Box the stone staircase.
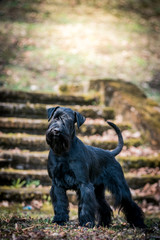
[0,87,159,207]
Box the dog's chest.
[53,161,77,189]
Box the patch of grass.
[26,180,40,188]
[12,179,26,188]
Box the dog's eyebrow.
[54,111,67,119]
[53,111,62,118]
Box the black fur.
[46,106,145,228]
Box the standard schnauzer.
[46,106,145,228]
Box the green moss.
[90,79,146,100]
[0,117,132,137]
[0,133,48,151]
[0,102,115,119]
[59,83,84,94]
[73,106,115,120]
[125,138,144,147]
[118,155,160,169]
[81,138,143,150]
[136,104,160,146]
[146,98,159,107]
[79,122,131,135]
[0,132,143,151]
[90,79,160,147]
[0,88,99,105]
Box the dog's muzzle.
[46,127,70,155]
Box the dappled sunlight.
[0,0,160,93]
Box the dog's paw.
[52,219,66,226]
[80,221,95,228]
[131,222,147,229]
[52,214,69,226]
[97,222,111,228]
[97,218,112,228]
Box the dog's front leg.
[77,183,97,228]
[50,184,69,225]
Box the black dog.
[46,106,145,228]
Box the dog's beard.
[47,133,70,155]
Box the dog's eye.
[60,116,65,125]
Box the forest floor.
[0,201,160,240]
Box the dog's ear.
[47,106,59,121]
[75,111,86,128]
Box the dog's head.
[46,106,85,155]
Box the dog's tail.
[107,121,124,157]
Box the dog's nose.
[53,128,60,135]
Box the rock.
[90,79,160,148]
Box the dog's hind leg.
[95,184,113,227]
[119,197,145,228]
[103,163,146,228]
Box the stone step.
[0,150,48,170]
[0,169,51,186]
[118,155,160,169]
[0,186,51,202]
[0,103,115,119]
[0,168,159,189]
[0,133,143,151]
[1,150,159,170]
[0,186,158,204]
[0,157,12,168]
[0,117,131,135]
[0,89,98,105]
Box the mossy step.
[0,186,77,204]
[0,169,50,186]
[0,103,115,120]
[0,168,159,189]
[0,158,12,168]
[125,173,160,189]
[0,187,158,204]
[0,186,50,202]
[0,117,131,135]
[0,133,143,151]
[118,155,160,169]
[1,150,159,170]
[0,151,48,170]
[0,89,99,105]
[80,137,143,150]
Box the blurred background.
[0,0,160,101]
